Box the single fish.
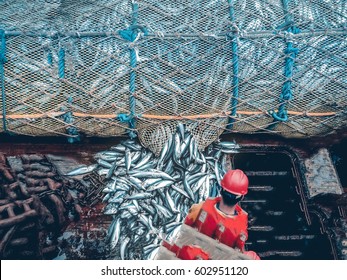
[177,122,185,140]
[66,164,97,176]
[110,218,121,250]
[183,172,196,200]
[97,159,113,169]
[125,192,153,200]
[110,145,126,152]
[133,153,152,169]
[171,184,190,199]
[151,201,172,219]
[216,141,240,150]
[147,180,173,192]
[120,237,130,260]
[157,140,170,167]
[128,170,174,181]
[106,160,118,179]
[125,148,131,173]
[138,201,156,216]
[165,189,179,213]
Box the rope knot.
[117,113,137,139]
[62,111,80,143]
[283,31,294,43]
[231,23,240,33]
[119,25,148,42]
[270,110,289,122]
[284,45,299,55]
[227,29,239,39]
[289,26,301,35]
[117,113,133,123]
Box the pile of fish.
[68,124,240,259]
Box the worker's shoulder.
[188,197,218,212]
[188,201,204,211]
[236,205,248,216]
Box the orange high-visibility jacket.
[184,197,248,251]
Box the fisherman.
[184,169,260,260]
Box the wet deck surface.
[54,204,112,260]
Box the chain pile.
[0,153,83,259]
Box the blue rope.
[58,47,65,79]
[119,25,147,42]
[129,48,137,137]
[63,97,80,143]
[117,113,132,123]
[270,0,300,122]
[118,2,148,139]
[59,47,79,143]
[47,51,53,66]
[226,0,239,130]
[0,29,8,133]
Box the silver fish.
[106,160,119,179]
[165,189,179,213]
[157,140,170,167]
[120,237,130,260]
[183,172,195,200]
[146,247,160,260]
[129,170,174,181]
[138,201,156,216]
[111,145,126,152]
[171,184,190,199]
[125,148,131,173]
[177,122,185,140]
[104,203,119,215]
[110,218,121,250]
[174,133,182,159]
[138,214,152,229]
[97,168,109,176]
[109,190,126,202]
[96,125,240,260]
[97,159,113,169]
[151,201,172,219]
[102,193,112,203]
[66,164,97,176]
[133,153,153,169]
[147,180,173,192]
[125,192,153,200]
[128,176,145,191]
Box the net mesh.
[0,0,346,151]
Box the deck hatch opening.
[233,150,335,260]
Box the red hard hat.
[220,169,248,196]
